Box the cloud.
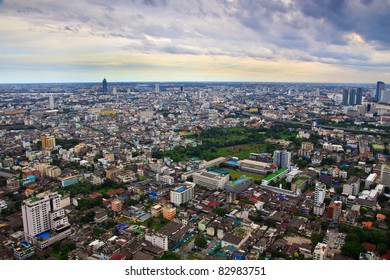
[0,0,389,83]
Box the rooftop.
[263,168,288,181]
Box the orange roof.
[25,189,34,193]
[376,214,386,220]
[362,221,373,228]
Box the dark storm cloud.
[295,0,390,46]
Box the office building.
[102,78,108,92]
[155,84,160,93]
[342,176,360,196]
[365,173,377,189]
[49,95,54,109]
[22,192,71,249]
[342,88,363,106]
[376,81,385,102]
[170,182,195,206]
[41,134,56,149]
[273,150,291,168]
[193,170,229,190]
[380,89,390,103]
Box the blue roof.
[176,187,186,192]
[149,193,157,197]
[36,231,51,239]
[27,175,36,180]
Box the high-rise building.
[170,182,195,206]
[376,81,385,102]
[314,182,326,205]
[380,89,390,103]
[155,84,160,93]
[180,85,184,92]
[273,150,291,168]
[49,95,54,109]
[41,134,56,149]
[342,89,363,106]
[22,192,71,249]
[102,78,108,92]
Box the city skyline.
[1,0,390,83]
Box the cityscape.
[0,80,389,260]
[0,0,390,262]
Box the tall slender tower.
[102,78,108,92]
[49,95,54,109]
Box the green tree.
[194,234,208,249]
[377,243,388,255]
[215,207,227,217]
[159,252,181,260]
[341,242,366,259]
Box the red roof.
[109,254,126,260]
[208,201,219,207]
[89,192,103,199]
[249,196,259,203]
[362,242,376,252]
[381,250,390,260]
[107,188,123,196]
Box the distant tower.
[49,95,54,109]
[180,85,184,92]
[376,81,385,102]
[155,84,160,93]
[102,78,108,92]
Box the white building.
[313,242,328,260]
[0,200,7,212]
[156,174,174,185]
[314,182,326,205]
[193,170,229,190]
[21,192,71,249]
[170,182,195,206]
[365,173,377,189]
[49,95,54,109]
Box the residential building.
[21,192,71,249]
[313,242,328,260]
[365,173,377,189]
[380,164,390,186]
[151,205,163,217]
[273,150,291,168]
[162,204,176,220]
[170,182,195,206]
[111,199,122,212]
[41,134,56,149]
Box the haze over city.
[1,0,389,83]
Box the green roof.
[29,197,40,203]
[263,168,288,181]
[372,144,385,150]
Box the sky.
[0,0,389,83]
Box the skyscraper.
[102,78,108,92]
[376,81,385,102]
[314,182,326,205]
[342,88,362,106]
[48,95,54,109]
[155,84,160,93]
[22,192,71,249]
[273,150,291,168]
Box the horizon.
[1,1,389,83]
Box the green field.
[221,168,264,181]
[216,143,268,159]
